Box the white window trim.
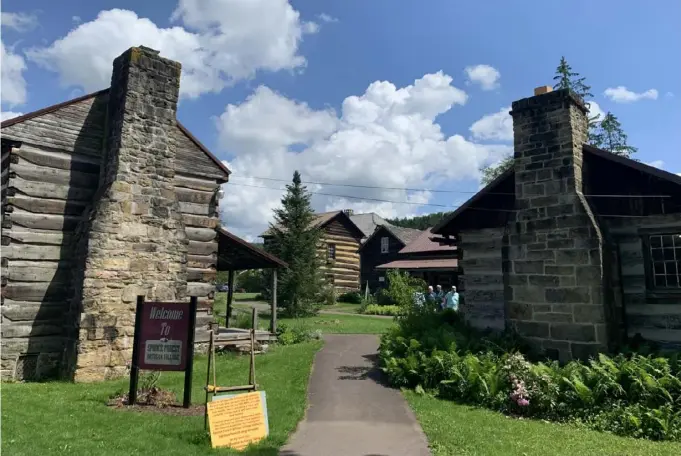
[380,236,389,254]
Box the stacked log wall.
[320,219,361,292]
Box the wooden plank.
[178,201,216,216]
[627,328,681,343]
[5,263,72,282]
[174,131,227,180]
[8,195,88,216]
[188,240,218,256]
[11,145,101,173]
[11,160,99,188]
[186,227,217,242]
[1,299,67,322]
[8,176,95,201]
[5,228,72,245]
[323,234,361,244]
[627,304,681,316]
[4,244,68,261]
[7,210,81,231]
[2,282,70,301]
[174,174,220,192]
[182,214,218,228]
[175,187,214,204]
[2,321,64,338]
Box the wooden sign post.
[129,295,198,408]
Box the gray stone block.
[550,323,596,342]
[545,287,591,304]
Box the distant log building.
[261,210,365,292]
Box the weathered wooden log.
[11,145,101,174]
[175,187,214,204]
[1,321,65,338]
[0,334,65,353]
[4,244,70,261]
[7,210,80,231]
[5,262,72,282]
[187,268,217,282]
[8,176,95,201]
[182,214,218,228]
[187,282,214,297]
[10,160,99,188]
[1,299,68,322]
[178,201,216,216]
[8,195,88,216]
[185,227,218,242]
[2,281,70,301]
[5,228,73,245]
[188,240,218,256]
[187,254,217,269]
[174,174,220,192]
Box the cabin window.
[380,237,389,254]
[327,243,336,260]
[648,234,681,289]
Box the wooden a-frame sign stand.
[203,307,259,430]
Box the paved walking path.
[280,335,431,456]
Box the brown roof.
[1,89,231,180]
[432,144,681,236]
[376,258,458,270]
[398,228,457,254]
[217,226,287,270]
[358,224,423,252]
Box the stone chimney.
[69,46,188,381]
[506,87,609,362]
[343,209,354,216]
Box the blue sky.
[2,0,679,238]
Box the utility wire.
[229,175,672,199]
[227,182,669,218]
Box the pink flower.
[517,398,530,407]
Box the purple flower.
[517,398,530,407]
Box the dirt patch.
[107,387,205,416]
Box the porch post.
[226,269,235,327]
[270,269,277,333]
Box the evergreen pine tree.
[266,171,325,316]
[590,112,638,157]
[479,155,514,186]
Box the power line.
[229,175,671,199]
[227,182,667,218]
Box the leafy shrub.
[317,285,336,307]
[276,322,322,345]
[362,304,403,316]
[379,309,681,441]
[374,289,395,306]
[338,291,362,304]
[231,311,254,329]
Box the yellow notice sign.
[206,391,269,450]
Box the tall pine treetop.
[552,56,593,101]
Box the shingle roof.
[384,225,423,245]
[398,227,457,254]
[348,213,389,239]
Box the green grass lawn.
[321,301,362,314]
[278,313,395,334]
[405,391,681,456]
[2,342,322,456]
[233,292,260,302]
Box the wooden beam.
[175,187,214,204]
[271,269,277,334]
[8,194,88,216]
[4,244,68,261]
[187,254,217,269]
[174,174,220,192]
[187,268,217,282]
[11,145,100,173]
[8,176,95,201]
[182,214,218,229]
[188,240,218,256]
[185,227,218,242]
[179,201,216,216]
[2,282,70,301]
[226,270,235,327]
[187,282,214,297]
[5,228,73,245]
[8,210,80,231]
[5,262,72,282]
[11,161,99,188]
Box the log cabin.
[358,224,422,291]
[1,46,232,381]
[375,227,459,290]
[261,210,365,292]
[432,85,681,362]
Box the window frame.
[640,228,681,301]
[380,236,390,254]
[327,243,336,261]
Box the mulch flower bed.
[107,387,205,416]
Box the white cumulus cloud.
[1,41,28,107]
[1,12,38,32]
[1,111,23,122]
[604,86,658,103]
[26,1,317,99]
[217,72,510,238]
[470,106,512,141]
[464,64,500,91]
[318,13,338,23]
[587,101,605,122]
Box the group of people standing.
[426,284,459,311]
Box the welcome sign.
[129,296,198,407]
